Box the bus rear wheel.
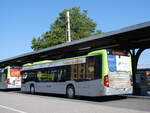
[30,85,35,94]
[66,85,75,99]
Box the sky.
[0,0,150,68]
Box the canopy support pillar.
[130,48,145,95]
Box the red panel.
[10,69,21,77]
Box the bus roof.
[22,49,107,68]
[87,50,106,56]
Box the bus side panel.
[76,79,105,97]
[21,82,67,94]
[88,79,105,96]
[21,82,33,92]
[101,50,109,85]
[0,82,7,89]
[35,82,66,94]
[26,80,105,97]
[76,81,90,96]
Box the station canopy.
[0,21,150,67]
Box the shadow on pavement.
[0,89,21,92]
[18,91,127,102]
[76,95,127,102]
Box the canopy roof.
[0,21,150,68]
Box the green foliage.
[31,7,102,50]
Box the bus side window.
[49,66,71,82]
[0,71,2,82]
[71,65,78,80]
[50,68,58,82]
[62,66,70,82]
[3,69,8,81]
[94,55,102,79]
[86,56,95,80]
[26,71,37,82]
[21,72,28,84]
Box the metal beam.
[130,48,145,95]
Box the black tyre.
[66,85,75,99]
[30,85,35,94]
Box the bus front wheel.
[30,85,35,94]
[66,85,75,99]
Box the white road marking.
[0,104,27,113]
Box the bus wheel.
[30,85,35,94]
[66,85,75,99]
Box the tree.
[31,7,102,50]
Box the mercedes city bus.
[0,66,22,89]
[21,49,133,98]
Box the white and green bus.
[21,49,133,98]
[0,66,22,89]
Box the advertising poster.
[116,56,130,72]
[108,55,116,72]
[10,69,21,77]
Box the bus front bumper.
[7,84,21,89]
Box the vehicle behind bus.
[21,49,133,98]
[0,66,22,89]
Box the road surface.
[0,91,149,113]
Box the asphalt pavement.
[0,91,150,113]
